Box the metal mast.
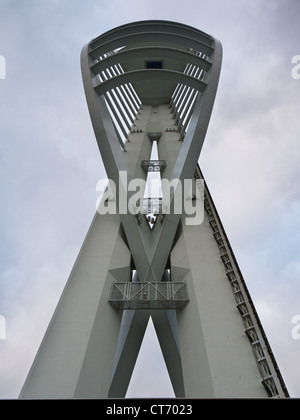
[19,20,289,398]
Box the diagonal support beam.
[151,310,185,397]
[108,309,150,397]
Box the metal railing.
[141,160,166,172]
[109,281,189,310]
[141,197,162,214]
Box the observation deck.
[109,281,189,310]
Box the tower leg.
[171,219,267,398]
[20,213,131,398]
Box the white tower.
[19,20,289,399]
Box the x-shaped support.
[80,39,222,397]
[81,44,221,284]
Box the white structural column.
[19,21,289,399]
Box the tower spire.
[19,20,289,399]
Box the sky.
[0,0,299,399]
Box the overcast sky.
[0,0,299,399]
